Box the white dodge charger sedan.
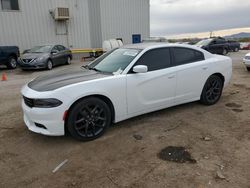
[21,43,232,141]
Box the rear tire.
[200,75,224,105]
[222,48,228,55]
[7,56,17,69]
[67,97,111,141]
[247,67,250,72]
[234,47,239,52]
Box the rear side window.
[172,47,204,66]
[135,48,171,72]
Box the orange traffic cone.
[1,72,7,81]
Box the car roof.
[122,42,201,50]
[122,42,169,50]
[122,42,213,58]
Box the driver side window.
[134,48,171,72]
[52,46,59,52]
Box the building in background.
[0,0,150,51]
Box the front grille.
[245,56,250,60]
[22,59,33,64]
[23,96,34,108]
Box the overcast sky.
[150,0,250,37]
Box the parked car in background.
[196,37,229,55]
[21,43,232,141]
[227,40,240,52]
[240,42,250,50]
[0,46,20,69]
[142,37,168,43]
[19,45,72,70]
[243,52,250,71]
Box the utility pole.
[210,31,213,38]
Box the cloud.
[150,0,250,36]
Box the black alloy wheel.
[200,75,223,105]
[67,97,111,141]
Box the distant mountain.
[224,32,250,39]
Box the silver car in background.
[19,45,72,70]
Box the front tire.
[247,67,250,72]
[66,56,71,65]
[200,75,224,105]
[7,56,17,69]
[47,60,53,70]
[67,97,111,141]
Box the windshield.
[29,45,53,53]
[196,39,213,46]
[87,48,141,74]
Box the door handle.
[168,75,175,79]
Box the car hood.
[22,53,49,59]
[245,52,250,57]
[28,67,111,92]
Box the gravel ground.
[0,51,249,188]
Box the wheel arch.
[211,73,225,85]
[200,72,225,97]
[9,53,17,60]
[64,94,115,131]
[68,54,73,60]
[47,58,53,62]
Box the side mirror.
[133,65,148,73]
[51,50,59,54]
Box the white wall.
[0,0,91,51]
[100,0,150,44]
[0,0,150,51]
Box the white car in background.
[243,52,250,71]
[21,43,232,141]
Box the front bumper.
[18,59,47,70]
[243,58,250,67]
[21,85,70,136]
[22,100,65,136]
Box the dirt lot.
[0,51,250,188]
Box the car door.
[209,39,225,54]
[207,40,218,54]
[57,45,67,64]
[51,46,62,65]
[0,48,4,63]
[172,47,210,105]
[126,48,177,116]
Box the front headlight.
[33,98,62,108]
[37,56,46,61]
